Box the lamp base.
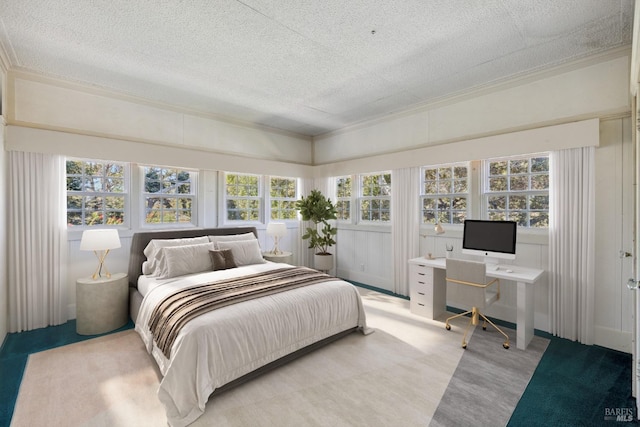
[91,249,112,280]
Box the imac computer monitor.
[462,220,517,261]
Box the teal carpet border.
[346,280,409,300]
[508,336,639,426]
[0,319,134,427]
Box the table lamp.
[80,229,121,279]
[266,222,287,255]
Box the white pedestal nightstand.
[262,251,293,264]
[76,272,129,335]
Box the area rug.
[10,289,547,427]
[431,324,549,426]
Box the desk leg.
[516,280,534,350]
[432,268,447,319]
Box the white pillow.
[142,236,210,275]
[217,239,265,266]
[208,232,256,248]
[156,242,215,279]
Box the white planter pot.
[314,253,334,272]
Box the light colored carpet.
[11,288,546,427]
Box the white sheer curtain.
[391,167,420,295]
[8,151,68,332]
[297,177,314,268]
[549,147,595,344]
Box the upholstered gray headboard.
[127,227,258,288]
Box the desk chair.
[444,258,510,350]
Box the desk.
[408,257,543,350]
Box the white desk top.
[408,257,543,284]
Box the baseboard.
[336,269,393,292]
[594,325,632,353]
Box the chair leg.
[460,310,476,349]
[445,309,477,349]
[479,312,510,349]
[445,310,473,331]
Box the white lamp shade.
[266,222,287,238]
[80,229,121,251]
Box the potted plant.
[295,189,337,271]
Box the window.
[225,173,261,221]
[143,166,197,225]
[66,159,127,227]
[359,172,391,222]
[335,176,352,221]
[269,177,297,220]
[421,164,469,225]
[484,155,549,228]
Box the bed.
[129,227,369,427]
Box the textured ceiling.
[0,0,634,136]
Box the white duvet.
[135,262,368,427]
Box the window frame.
[267,175,299,221]
[222,172,299,225]
[335,175,353,222]
[140,165,198,228]
[482,153,550,229]
[221,172,263,224]
[357,171,392,224]
[420,162,470,226]
[65,158,129,229]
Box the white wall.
[0,117,7,346]
[0,42,7,346]
[594,118,635,351]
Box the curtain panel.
[549,147,595,344]
[8,151,68,332]
[391,167,420,296]
[297,178,314,268]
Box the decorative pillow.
[209,249,237,271]
[208,232,256,248]
[142,236,209,275]
[217,239,265,266]
[156,242,215,279]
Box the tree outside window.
[66,159,127,227]
[143,167,196,224]
[270,177,297,220]
[225,173,261,221]
[335,176,352,221]
[421,164,468,225]
[359,172,391,222]
[485,155,549,228]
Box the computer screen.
[461,220,517,260]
